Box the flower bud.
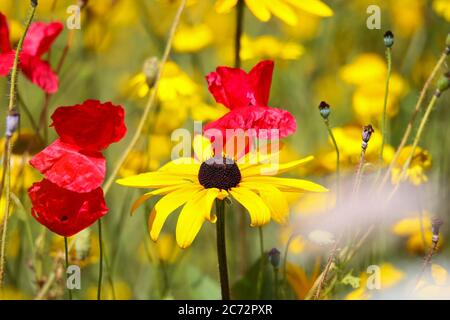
[431,217,444,243]
[31,0,38,7]
[143,57,159,89]
[268,248,281,268]
[78,0,89,9]
[318,101,330,120]
[5,111,20,138]
[384,31,394,48]
[361,125,374,150]
[436,72,450,97]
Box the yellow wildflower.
[433,0,450,21]
[240,35,304,61]
[173,24,213,52]
[286,259,321,299]
[391,146,431,186]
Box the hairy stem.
[216,199,230,300]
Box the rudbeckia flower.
[28,179,108,237]
[117,136,327,248]
[215,0,333,26]
[205,60,297,140]
[0,12,63,93]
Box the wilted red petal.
[22,21,63,57]
[0,51,14,76]
[29,139,106,193]
[51,100,127,151]
[206,60,274,109]
[28,179,108,237]
[20,54,59,93]
[0,12,11,53]
[204,105,297,139]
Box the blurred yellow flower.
[50,230,100,267]
[215,0,333,26]
[433,0,450,21]
[294,192,336,215]
[286,259,321,299]
[340,54,387,85]
[0,287,29,300]
[391,146,431,186]
[392,212,441,255]
[389,0,425,38]
[282,10,321,40]
[173,24,213,52]
[86,281,132,300]
[240,35,304,61]
[345,263,405,299]
[415,264,450,299]
[150,233,181,264]
[316,124,394,173]
[279,228,306,255]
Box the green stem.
[215,199,230,300]
[0,3,37,289]
[64,237,73,300]
[258,227,264,256]
[380,47,392,163]
[273,267,279,300]
[324,119,340,203]
[102,0,187,194]
[234,0,244,68]
[97,219,103,300]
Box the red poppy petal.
[0,12,11,53]
[29,139,106,193]
[20,54,59,93]
[0,51,14,76]
[28,179,108,237]
[22,21,63,57]
[204,105,297,139]
[51,100,127,151]
[206,60,275,109]
[248,60,274,106]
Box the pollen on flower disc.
[198,156,241,190]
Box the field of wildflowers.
[0,0,450,301]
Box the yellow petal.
[286,0,333,17]
[238,183,289,224]
[431,264,448,286]
[266,0,298,26]
[240,156,314,177]
[116,172,193,188]
[149,185,203,241]
[215,0,239,13]
[243,176,328,193]
[193,134,213,162]
[176,188,220,248]
[245,0,271,22]
[130,185,186,215]
[158,157,200,175]
[229,187,271,226]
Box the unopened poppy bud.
[143,57,159,89]
[384,31,394,48]
[318,101,330,120]
[431,217,444,243]
[435,72,450,97]
[5,111,20,138]
[361,125,374,150]
[78,0,88,9]
[31,0,38,7]
[268,248,281,268]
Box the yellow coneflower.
[117,135,327,248]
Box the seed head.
[361,125,374,150]
[436,72,450,97]
[318,101,331,120]
[384,31,394,48]
[143,57,159,89]
[31,0,38,7]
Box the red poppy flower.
[30,139,106,193]
[28,179,108,237]
[205,60,296,140]
[51,100,127,152]
[0,12,63,93]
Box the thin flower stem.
[388,94,438,200]
[258,227,264,256]
[102,0,187,194]
[352,148,367,196]
[379,49,448,191]
[273,267,279,299]
[313,237,340,300]
[380,47,392,163]
[324,119,340,203]
[282,233,296,282]
[0,3,37,288]
[64,237,73,300]
[216,199,230,300]
[234,0,244,68]
[97,218,104,300]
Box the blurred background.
[0,0,449,299]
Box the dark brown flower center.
[198,156,241,190]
